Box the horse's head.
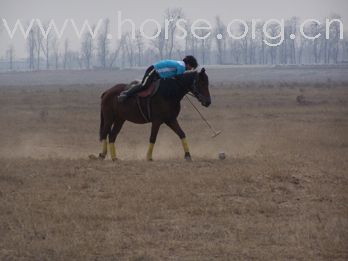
[191,68,211,107]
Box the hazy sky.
[1,0,347,58]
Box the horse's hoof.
[147,158,153,162]
[98,153,106,160]
[184,152,192,162]
[111,158,118,162]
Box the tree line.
[1,8,348,71]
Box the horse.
[97,68,211,161]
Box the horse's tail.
[99,90,108,141]
[99,108,104,141]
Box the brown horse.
[98,68,210,161]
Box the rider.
[118,55,198,102]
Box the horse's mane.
[157,71,196,99]
[174,71,197,83]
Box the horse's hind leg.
[165,119,192,161]
[99,112,113,160]
[108,119,125,161]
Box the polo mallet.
[185,96,222,138]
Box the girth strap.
[136,96,151,122]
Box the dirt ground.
[0,83,347,260]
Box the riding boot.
[118,84,145,102]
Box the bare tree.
[6,45,15,71]
[0,23,3,51]
[41,26,53,70]
[27,27,36,70]
[109,35,125,69]
[327,14,342,64]
[97,19,110,69]
[63,39,69,69]
[185,20,198,57]
[135,30,144,66]
[248,21,257,64]
[0,23,4,58]
[52,37,60,69]
[310,21,320,63]
[289,17,298,64]
[297,33,304,64]
[214,16,226,64]
[152,26,165,60]
[81,31,94,69]
[164,8,184,58]
[344,39,348,62]
[124,32,135,67]
[240,22,249,64]
[196,24,212,65]
[229,38,241,64]
[35,25,43,70]
[265,22,281,64]
[252,21,265,64]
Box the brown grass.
[0,85,347,260]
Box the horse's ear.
[200,68,206,73]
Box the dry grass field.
[0,80,347,260]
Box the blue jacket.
[153,60,186,79]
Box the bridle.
[188,72,210,104]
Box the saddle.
[126,80,160,98]
[126,79,161,122]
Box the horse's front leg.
[147,121,162,161]
[165,119,192,161]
